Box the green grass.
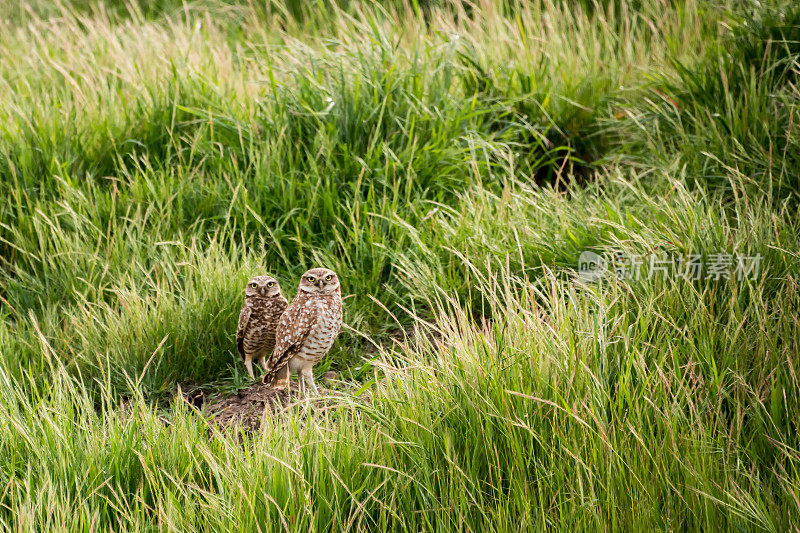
[0,0,798,530]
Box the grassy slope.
[0,0,798,530]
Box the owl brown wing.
[263,294,316,381]
[236,305,251,360]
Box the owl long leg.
[300,368,318,394]
[244,356,255,380]
[258,356,269,373]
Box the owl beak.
[315,279,324,288]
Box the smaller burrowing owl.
[262,268,343,393]
[236,275,288,379]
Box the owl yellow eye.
[250,283,257,288]
[325,275,332,281]
[307,276,315,282]
[267,282,274,287]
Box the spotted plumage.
[236,275,288,379]
[262,268,343,393]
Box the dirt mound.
[208,382,303,430]
[190,372,341,431]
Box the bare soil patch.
[190,371,341,431]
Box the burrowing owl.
[262,268,343,393]
[236,275,288,379]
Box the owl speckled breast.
[295,295,342,365]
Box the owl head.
[298,267,340,294]
[244,275,283,299]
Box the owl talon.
[301,370,318,395]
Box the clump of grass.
[618,0,800,197]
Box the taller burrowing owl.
[263,268,343,393]
[236,275,288,379]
